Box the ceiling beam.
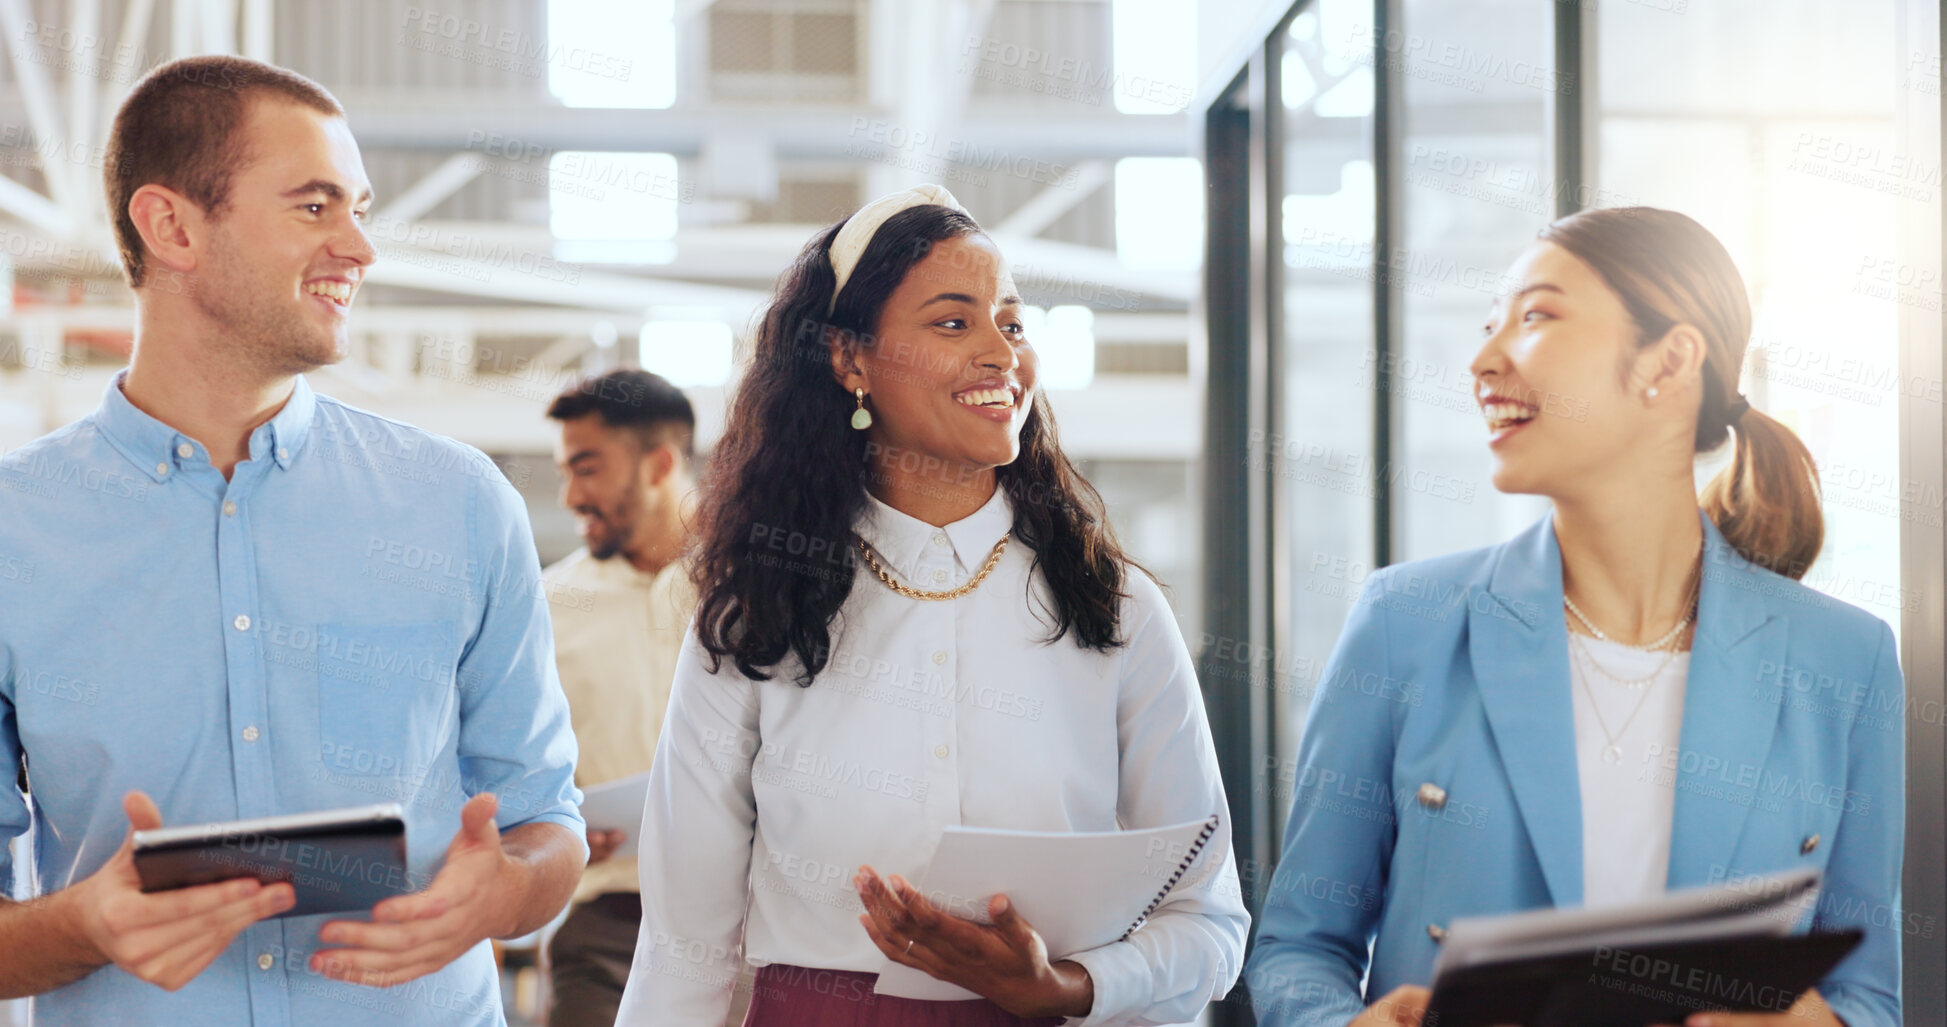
[353,219,1193,304]
[241,0,274,61]
[0,0,76,215]
[65,0,100,218]
[993,160,1112,237]
[201,0,238,55]
[321,96,1191,158]
[375,153,484,223]
[0,172,70,235]
[363,239,770,319]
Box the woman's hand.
[1652,987,1845,1027]
[853,865,1093,1019]
[1344,985,1432,1027]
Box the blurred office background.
[0,1,1940,1025]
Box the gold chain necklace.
[856,534,1010,601]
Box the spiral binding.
[1119,814,1220,941]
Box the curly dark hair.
[691,203,1140,684]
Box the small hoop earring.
[850,387,873,430]
[1646,386,1659,399]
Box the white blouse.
[615,489,1247,1026]
[1567,633,1690,908]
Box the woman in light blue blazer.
[1247,208,1904,1027]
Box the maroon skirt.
[742,964,1066,1026]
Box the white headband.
[827,184,970,315]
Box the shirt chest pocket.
[314,622,458,777]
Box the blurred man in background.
[542,369,705,1026]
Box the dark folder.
[1427,929,1863,1027]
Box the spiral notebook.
[872,815,1222,1001]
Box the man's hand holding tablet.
[56,792,297,992]
[311,793,535,989]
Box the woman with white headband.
[614,186,1247,1026]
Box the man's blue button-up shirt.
[0,373,586,1025]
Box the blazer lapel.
[1468,515,1584,908]
[1666,515,1787,888]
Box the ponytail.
[1540,207,1826,580]
[1699,408,1824,580]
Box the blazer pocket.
[315,622,457,777]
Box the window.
[1595,0,1909,642]
[1112,0,1198,114]
[1390,0,1552,560]
[548,152,681,264]
[1270,0,1378,832]
[547,0,677,108]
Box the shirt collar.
[857,486,1013,580]
[95,370,317,482]
[582,549,686,589]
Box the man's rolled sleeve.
[457,470,586,857]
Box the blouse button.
[1801,833,1820,855]
[1416,783,1447,811]
[931,570,948,584]
[933,744,949,759]
[931,651,947,665]
[932,534,949,547]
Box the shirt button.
[233,614,251,631]
[176,443,193,459]
[223,501,237,517]
[933,744,949,759]
[931,570,948,584]
[1427,923,1447,943]
[1416,783,1448,811]
[1801,833,1820,855]
[931,651,947,665]
[277,448,290,461]
[932,534,949,547]
[242,726,260,742]
[257,952,274,970]
[155,462,168,476]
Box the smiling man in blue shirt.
[0,57,587,1025]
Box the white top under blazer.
[614,488,1248,1026]
[1567,634,1690,907]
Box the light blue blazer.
[1247,512,1905,1027]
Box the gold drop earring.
[851,387,873,430]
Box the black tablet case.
[1426,929,1864,1027]
[133,815,411,919]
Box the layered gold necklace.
[1564,539,1704,765]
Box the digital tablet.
[132,803,413,919]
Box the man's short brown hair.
[104,56,343,287]
[548,369,697,458]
